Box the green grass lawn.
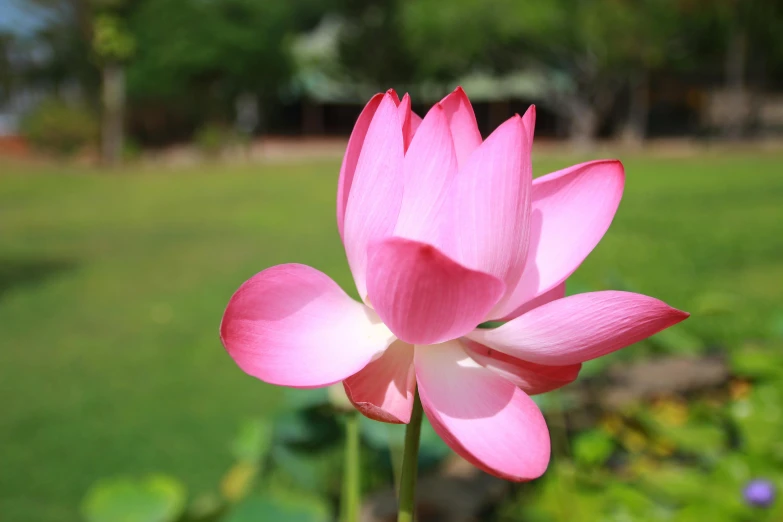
[1,149,782,521]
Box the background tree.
[91,0,135,166]
[496,0,686,147]
[126,0,309,142]
[12,0,783,147]
[677,0,783,138]
[24,0,99,98]
[606,0,684,145]
[0,32,14,105]
[337,0,419,88]
[25,0,134,163]
[399,0,684,147]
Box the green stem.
[398,388,423,522]
[389,426,405,495]
[341,411,361,522]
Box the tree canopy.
[6,0,783,145]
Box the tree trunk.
[101,63,125,166]
[723,28,748,139]
[567,97,600,151]
[620,70,650,147]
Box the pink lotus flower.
[220,87,689,481]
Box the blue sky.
[0,0,49,35]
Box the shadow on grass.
[0,257,78,297]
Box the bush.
[123,137,143,162]
[194,123,232,158]
[21,98,98,156]
[194,123,248,159]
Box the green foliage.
[231,419,273,464]
[770,312,783,339]
[194,125,233,158]
[122,138,143,162]
[78,386,372,521]
[337,0,419,85]
[515,338,783,521]
[645,325,706,355]
[2,151,783,520]
[283,387,329,410]
[21,0,333,140]
[82,475,186,522]
[360,412,450,471]
[93,13,136,63]
[399,0,542,79]
[395,0,683,84]
[730,344,783,380]
[572,430,614,469]
[224,494,329,522]
[18,0,783,146]
[127,0,293,104]
[676,0,783,71]
[20,98,98,156]
[732,382,783,459]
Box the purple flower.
[744,479,775,508]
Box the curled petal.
[468,291,689,366]
[463,339,581,395]
[343,341,415,424]
[503,160,625,310]
[415,340,551,481]
[439,86,482,167]
[367,237,504,345]
[220,264,395,388]
[343,93,405,300]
